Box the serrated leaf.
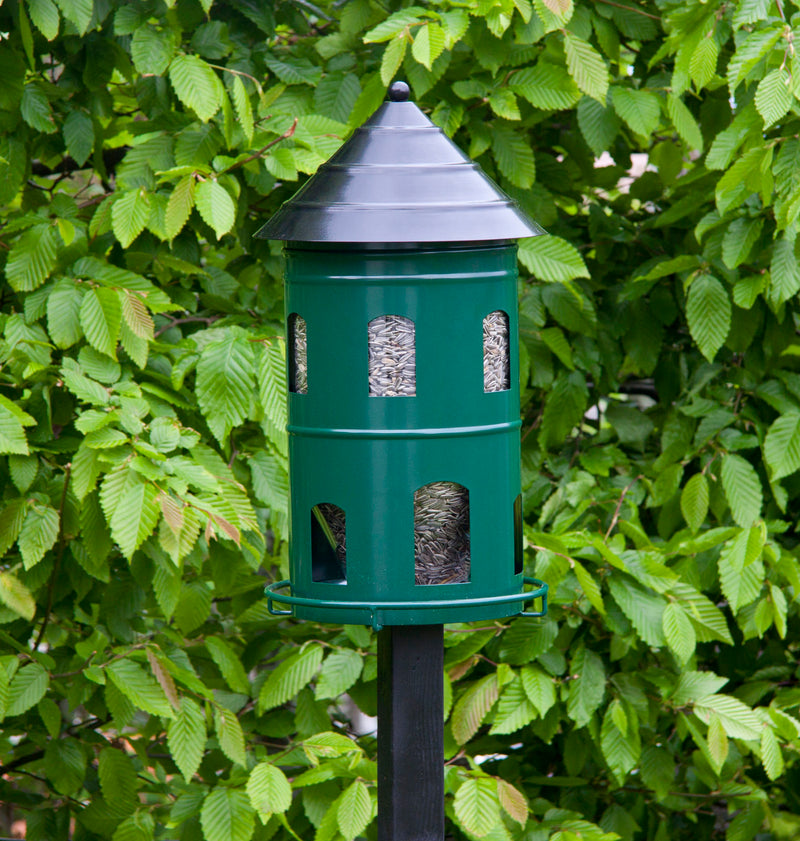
[608,577,667,646]
[99,747,138,807]
[411,23,445,71]
[363,7,428,43]
[518,235,588,281]
[47,279,84,348]
[131,24,174,76]
[690,36,718,90]
[612,86,660,136]
[718,528,764,612]
[112,812,155,841]
[258,644,323,712]
[6,224,58,292]
[686,273,731,362]
[761,726,783,780]
[107,658,175,718]
[662,602,696,664]
[707,712,728,774]
[764,411,800,480]
[165,175,196,240]
[197,332,255,444]
[18,505,59,569]
[451,673,498,743]
[755,67,792,128]
[0,404,31,456]
[215,707,246,768]
[721,217,763,269]
[315,649,363,700]
[100,468,160,559]
[205,636,250,694]
[497,780,527,826]
[28,0,60,40]
[247,763,292,823]
[63,109,93,165]
[694,694,761,740]
[770,234,800,304]
[7,663,49,717]
[511,63,580,110]
[573,559,606,614]
[490,676,536,735]
[453,778,500,838]
[566,646,605,726]
[601,702,640,783]
[201,788,256,841]
[680,473,709,533]
[232,76,254,144]
[167,697,206,781]
[577,96,620,155]
[170,55,223,122]
[563,32,608,103]
[337,780,371,841]
[195,179,236,239]
[489,88,521,120]
[491,124,535,188]
[519,665,556,715]
[720,454,762,527]
[380,36,407,86]
[112,189,150,248]
[55,0,92,34]
[0,572,36,621]
[667,93,703,151]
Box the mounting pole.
[377,625,444,841]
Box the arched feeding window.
[288,313,308,394]
[311,503,346,582]
[414,482,470,585]
[368,315,416,396]
[483,310,510,392]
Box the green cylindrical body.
[282,242,527,626]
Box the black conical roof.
[255,82,543,244]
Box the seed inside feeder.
[483,310,510,393]
[368,315,416,396]
[311,503,346,579]
[414,482,470,585]
[288,313,308,394]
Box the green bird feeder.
[259,81,548,630]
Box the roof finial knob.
[388,81,411,102]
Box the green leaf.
[489,676,536,735]
[380,36,407,86]
[264,54,322,86]
[662,602,696,664]
[167,697,206,781]
[112,189,150,248]
[718,528,765,612]
[573,559,605,615]
[196,331,255,444]
[106,658,175,719]
[721,217,763,269]
[337,780,372,841]
[247,763,292,823]
[231,76,254,144]
[6,224,58,292]
[170,55,223,122]
[165,175,196,241]
[44,737,86,795]
[764,411,800,480]
[689,36,718,90]
[7,663,49,717]
[0,572,36,621]
[707,712,728,773]
[195,179,236,239]
[769,234,800,304]
[680,473,709,533]
[201,788,256,841]
[364,7,428,43]
[489,88,521,121]
[566,646,605,726]
[54,0,92,34]
[608,577,667,647]
[258,643,323,712]
[205,636,250,694]
[518,235,588,281]
[411,23,445,71]
[727,25,783,92]
[667,93,703,151]
[47,279,84,348]
[577,96,620,155]
[512,63,580,110]
[601,702,640,783]
[63,109,93,164]
[100,467,160,559]
[694,694,761,740]
[761,726,784,781]
[215,707,246,768]
[611,86,660,136]
[686,273,731,362]
[28,0,60,40]
[99,747,138,808]
[563,32,608,103]
[18,505,59,569]
[491,124,535,189]
[519,665,556,715]
[451,673,498,743]
[80,287,122,360]
[453,778,500,838]
[131,24,175,76]
[112,812,155,841]
[0,403,32,456]
[315,649,363,700]
[755,67,792,128]
[721,454,763,527]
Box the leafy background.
[2,0,800,840]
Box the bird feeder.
[259,82,547,630]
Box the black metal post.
[377,624,444,841]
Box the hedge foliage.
[2,0,800,840]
